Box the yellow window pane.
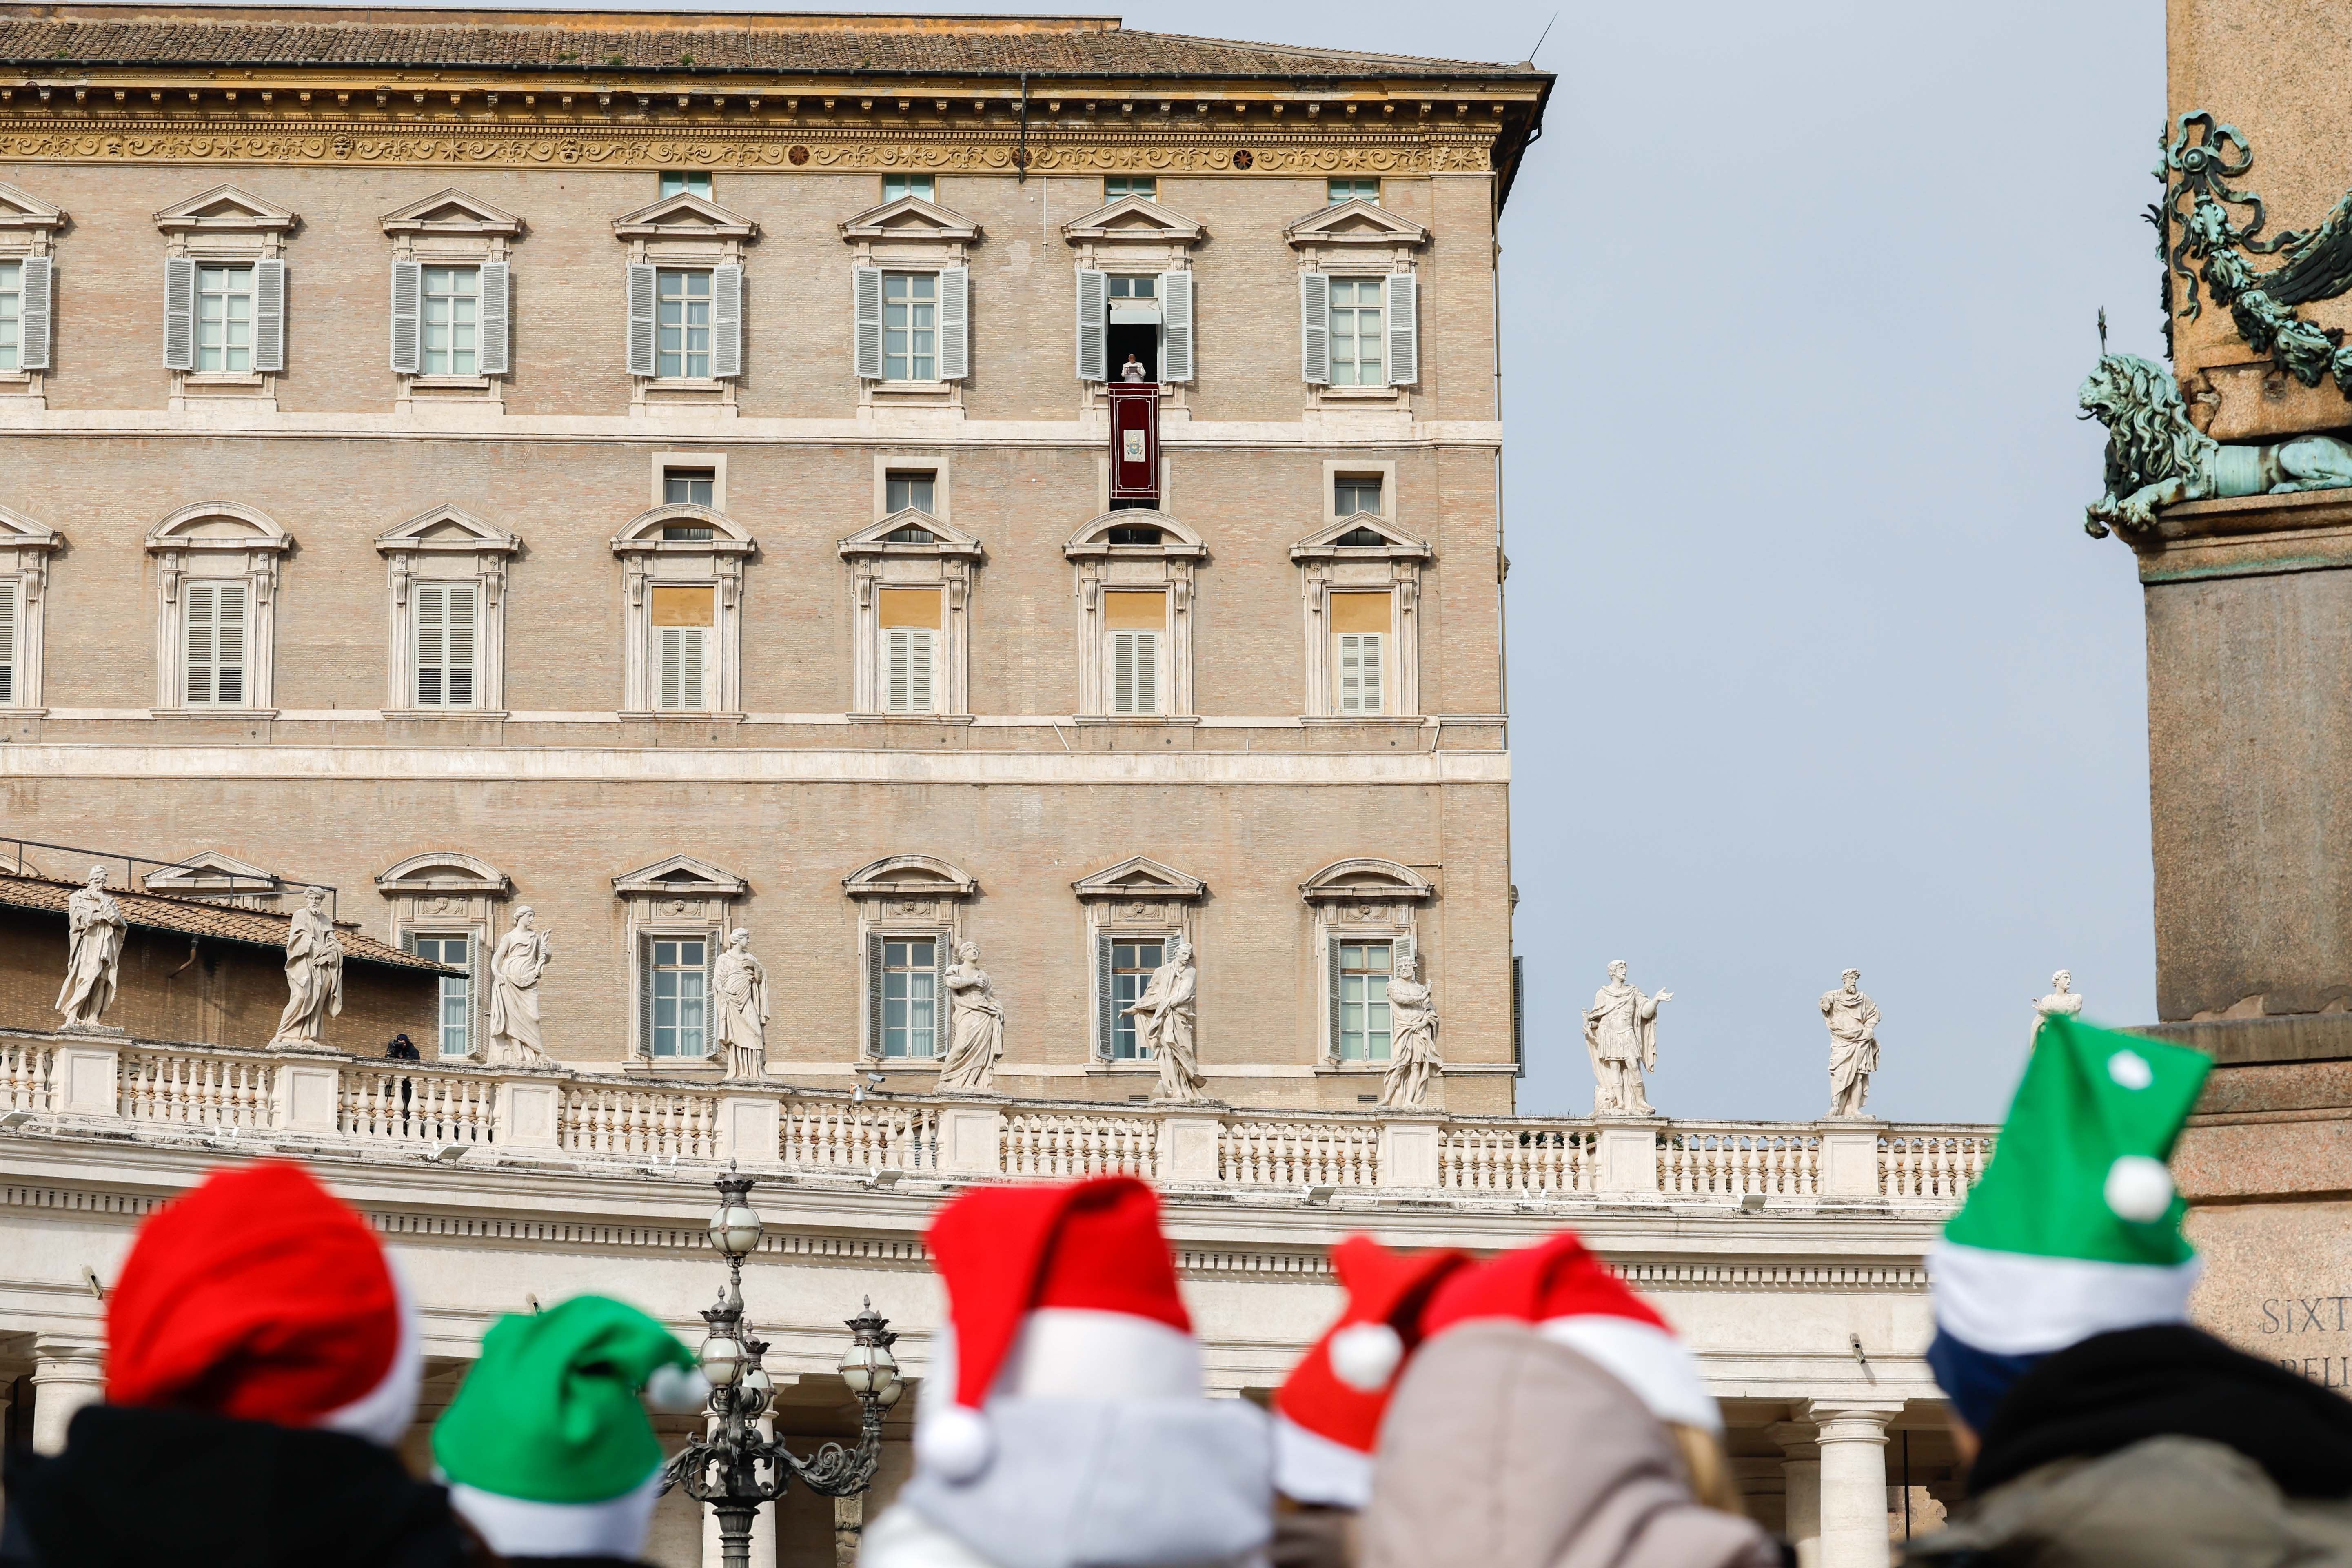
[651,586,715,627]
[1330,592,1391,634]
[1103,591,1166,630]
[879,588,942,629]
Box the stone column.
[30,1338,107,1455]
[1811,1403,1899,1568]
[1731,1455,1787,1535]
[1769,1419,1822,1568]
[834,1493,865,1568]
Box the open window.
[1063,196,1203,395]
[0,181,64,406]
[1285,199,1429,404]
[841,195,980,410]
[155,185,298,410]
[380,188,521,410]
[612,192,757,413]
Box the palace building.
[0,5,1549,1107]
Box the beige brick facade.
[0,7,1548,1111]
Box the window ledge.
[1071,714,1201,726]
[382,708,510,721]
[149,707,277,720]
[1315,1062,1394,1075]
[1088,1061,1164,1075]
[847,712,978,725]
[406,373,494,390]
[618,710,749,724]
[0,371,33,388]
[1300,714,1428,727]
[623,1057,726,1074]
[1315,384,1404,401]
[641,377,731,391]
[183,371,267,388]
[868,379,956,395]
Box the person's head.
[1173,938,1193,964]
[303,886,326,911]
[1842,967,1861,991]
[959,939,979,962]
[85,865,108,889]
[729,927,750,951]
[391,1033,412,1048]
[2053,969,2072,993]
[513,905,535,928]
[1608,959,1628,983]
[1398,952,1418,982]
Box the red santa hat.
[106,1160,420,1446]
[1271,1237,1469,1508]
[915,1175,1196,1481]
[1422,1230,1720,1433]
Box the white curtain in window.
[657,625,707,710]
[184,582,247,705]
[415,584,477,707]
[1110,628,1158,715]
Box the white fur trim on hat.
[1930,1239,2201,1355]
[448,1471,663,1559]
[1537,1315,1722,1433]
[1327,1322,1405,1393]
[1271,1411,1373,1509]
[913,1311,1203,1484]
[314,1261,422,1449]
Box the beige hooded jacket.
[1362,1322,1776,1568]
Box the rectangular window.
[182,581,247,706]
[649,936,708,1057]
[0,579,17,704]
[885,470,937,515]
[413,583,478,708]
[656,269,712,379]
[1335,475,1384,518]
[880,588,940,715]
[195,264,255,373]
[1329,177,1381,206]
[651,586,714,711]
[884,174,936,203]
[0,259,18,373]
[1106,176,1158,202]
[882,272,937,382]
[1110,938,1166,1060]
[1333,591,1389,716]
[659,171,713,199]
[410,934,473,1057]
[1338,940,1394,1061]
[1328,277,1385,386]
[881,937,938,1057]
[1103,590,1164,716]
[663,467,716,508]
[420,265,479,375]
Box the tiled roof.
[0,11,1547,80]
[0,872,457,973]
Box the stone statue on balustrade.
[2033,970,2084,1025]
[270,887,344,1048]
[937,940,1005,1095]
[55,866,128,1035]
[1377,952,1441,1110]
[1584,960,1668,1116]
[485,906,557,1068]
[1822,969,1881,1118]
[712,927,771,1080]
[1127,938,1207,1105]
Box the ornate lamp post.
[665,1169,905,1568]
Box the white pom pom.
[2105,1155,2175,1222]
[1327,1322,1405,1393]
[644,1363,710,1415]
[2107,1050,2155,1091]
[916,1404,994,1482]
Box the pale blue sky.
[216,0,2166,1120]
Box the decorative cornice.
[0,118,1497,175]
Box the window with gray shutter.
[251,258,285,373]
[1300,273,1331,385]
[1159,270,1193,383]
[414,583,477,707]
[162,256,196,371]
[626,262,657,377]
[389,259,422,374]
[1095,934,1116,1059]
[183,582,247,706]
[937,265,969,381]
[1326,937,1345,1062]
[0,581,17,705]
[637,936,655,1058]
[18,257,50,373]
[852,265,884,379]
[1074,268,1107,381]
[1511,954,1525,1078]
[1386,271,1418,386]
[710,262,743,378]
[478,260,510,376]
[865,933,885,1058]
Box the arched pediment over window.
[375,851,511,897]
[1063,509,1207,561]
[1299,858,1436,904]
[841,854,977,901]
[611,504,756,552]
[148,501,288,549]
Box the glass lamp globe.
[700,1332,745,1388]
[838,1340,881,1397]
[710,1197,764,1259]
[739,1359,773,1412]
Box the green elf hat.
[434,1295,706,1559]
[1930,1013,2212,1357]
